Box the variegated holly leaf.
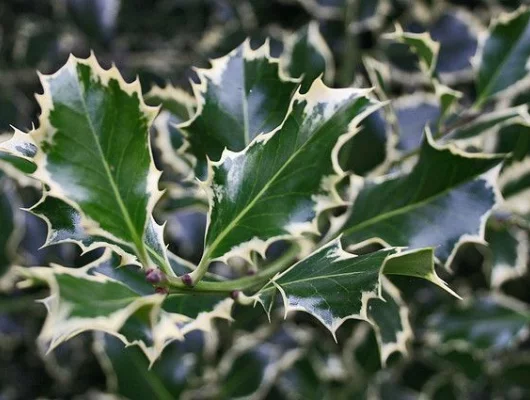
[0,173,24,290]
[339,131,504,269]
[258,238,453,340]
[0,130,38,175]
[442,106,528,142]
[486,221,528,288]
[367,278,412,364]
[281,22,334,91]
[214,326,303,399]
[180,40,300,178]
[426,295,530,353]
[338,108,390,176]
[147,85,197,179]
[498,155,530,224]
[384,26,440,76]
[476,8,530,105]
[28,192,204,281]
[434,80,462,121]
[94,333,202,399]
[28,191,172,271]
[193,80,380,282]
[17,250,233,365]
[1,54,170,273]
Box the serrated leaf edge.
[28,53,165,261]
[16,249,234,365]
[472,5,530,101]
[270,237,448,341]
[346,129,504,271]
[368,277,413,365]
[200,78,381,265]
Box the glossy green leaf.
[259,238,452,339]
[198,80,379,270]
[180,40,300,178]
[17,250,234,365]
[340,131,503,269]
[282,22,334,91]
[476,8,530,104]
[29,192,173,271]
[1,54,169,272]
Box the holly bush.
[1,1,530,399]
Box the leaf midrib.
[73,71,144,252]
[203,99,352,261]
[478,11,530,102]
[342,171,491,238]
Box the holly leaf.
[94,333,202,399]
[367,277,412,364]
[339,131,504,269]
[443,106,528,142]
[498,155,530,224]
[0,130,38,175]
[1,54,169,272]
[197,80,380,271]
[17,250,234,365]
[147,85,197,179]
[215,326,303,399]
[384,26,440,76]
[486,222,528,288]
[476,7,530,105]
[426,295,530,353]
[180,40,300,178]
[258,238,454,340]
[281,22,335,91]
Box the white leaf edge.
[472,6,530,103]
[2,53,168,270]
[344,129,504,272]
[216,325,304,400]
[383,24,440,76]
[281,21,335,84]
[368,277,413,365]
[177,39,301,169]
[16,249,234,366]
[147,84,198,179]
[199,77,382,266]
[267,237,454,341]
[487,224,529,288]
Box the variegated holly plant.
[1,5,530,395]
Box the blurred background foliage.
[1,1,530,399]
